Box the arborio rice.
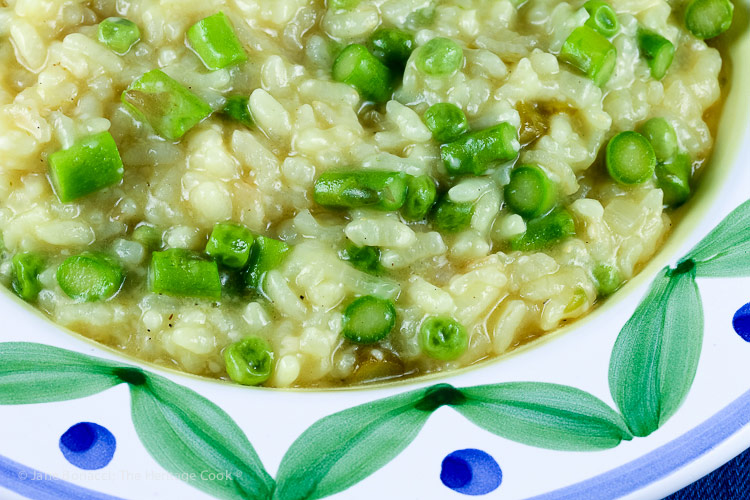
[0,0,730,387]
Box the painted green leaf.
[129,375,274,500]
[454,382,632,451]
[273,388,430,500]
[0,342,122,404]
[686,198,750,277]
[608,267,703,437]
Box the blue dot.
[440,449,502,495]
[59,422,116,470]
[733,303,750,342]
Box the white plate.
[0,6,748,500]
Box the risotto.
[0,0,733,387]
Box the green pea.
[423,103,468,143]
[339,244,383,275]
[98,17,141,55]
[416,38,464,76]
[656,152,692,207]
[205,222,254,269]
[638,118,678,163]
[684,0,734,39]
[224,336,274,386]
[11,252,45,302]
[419,316,468,361]
[593,264,621,296]
[402,175,437,220]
